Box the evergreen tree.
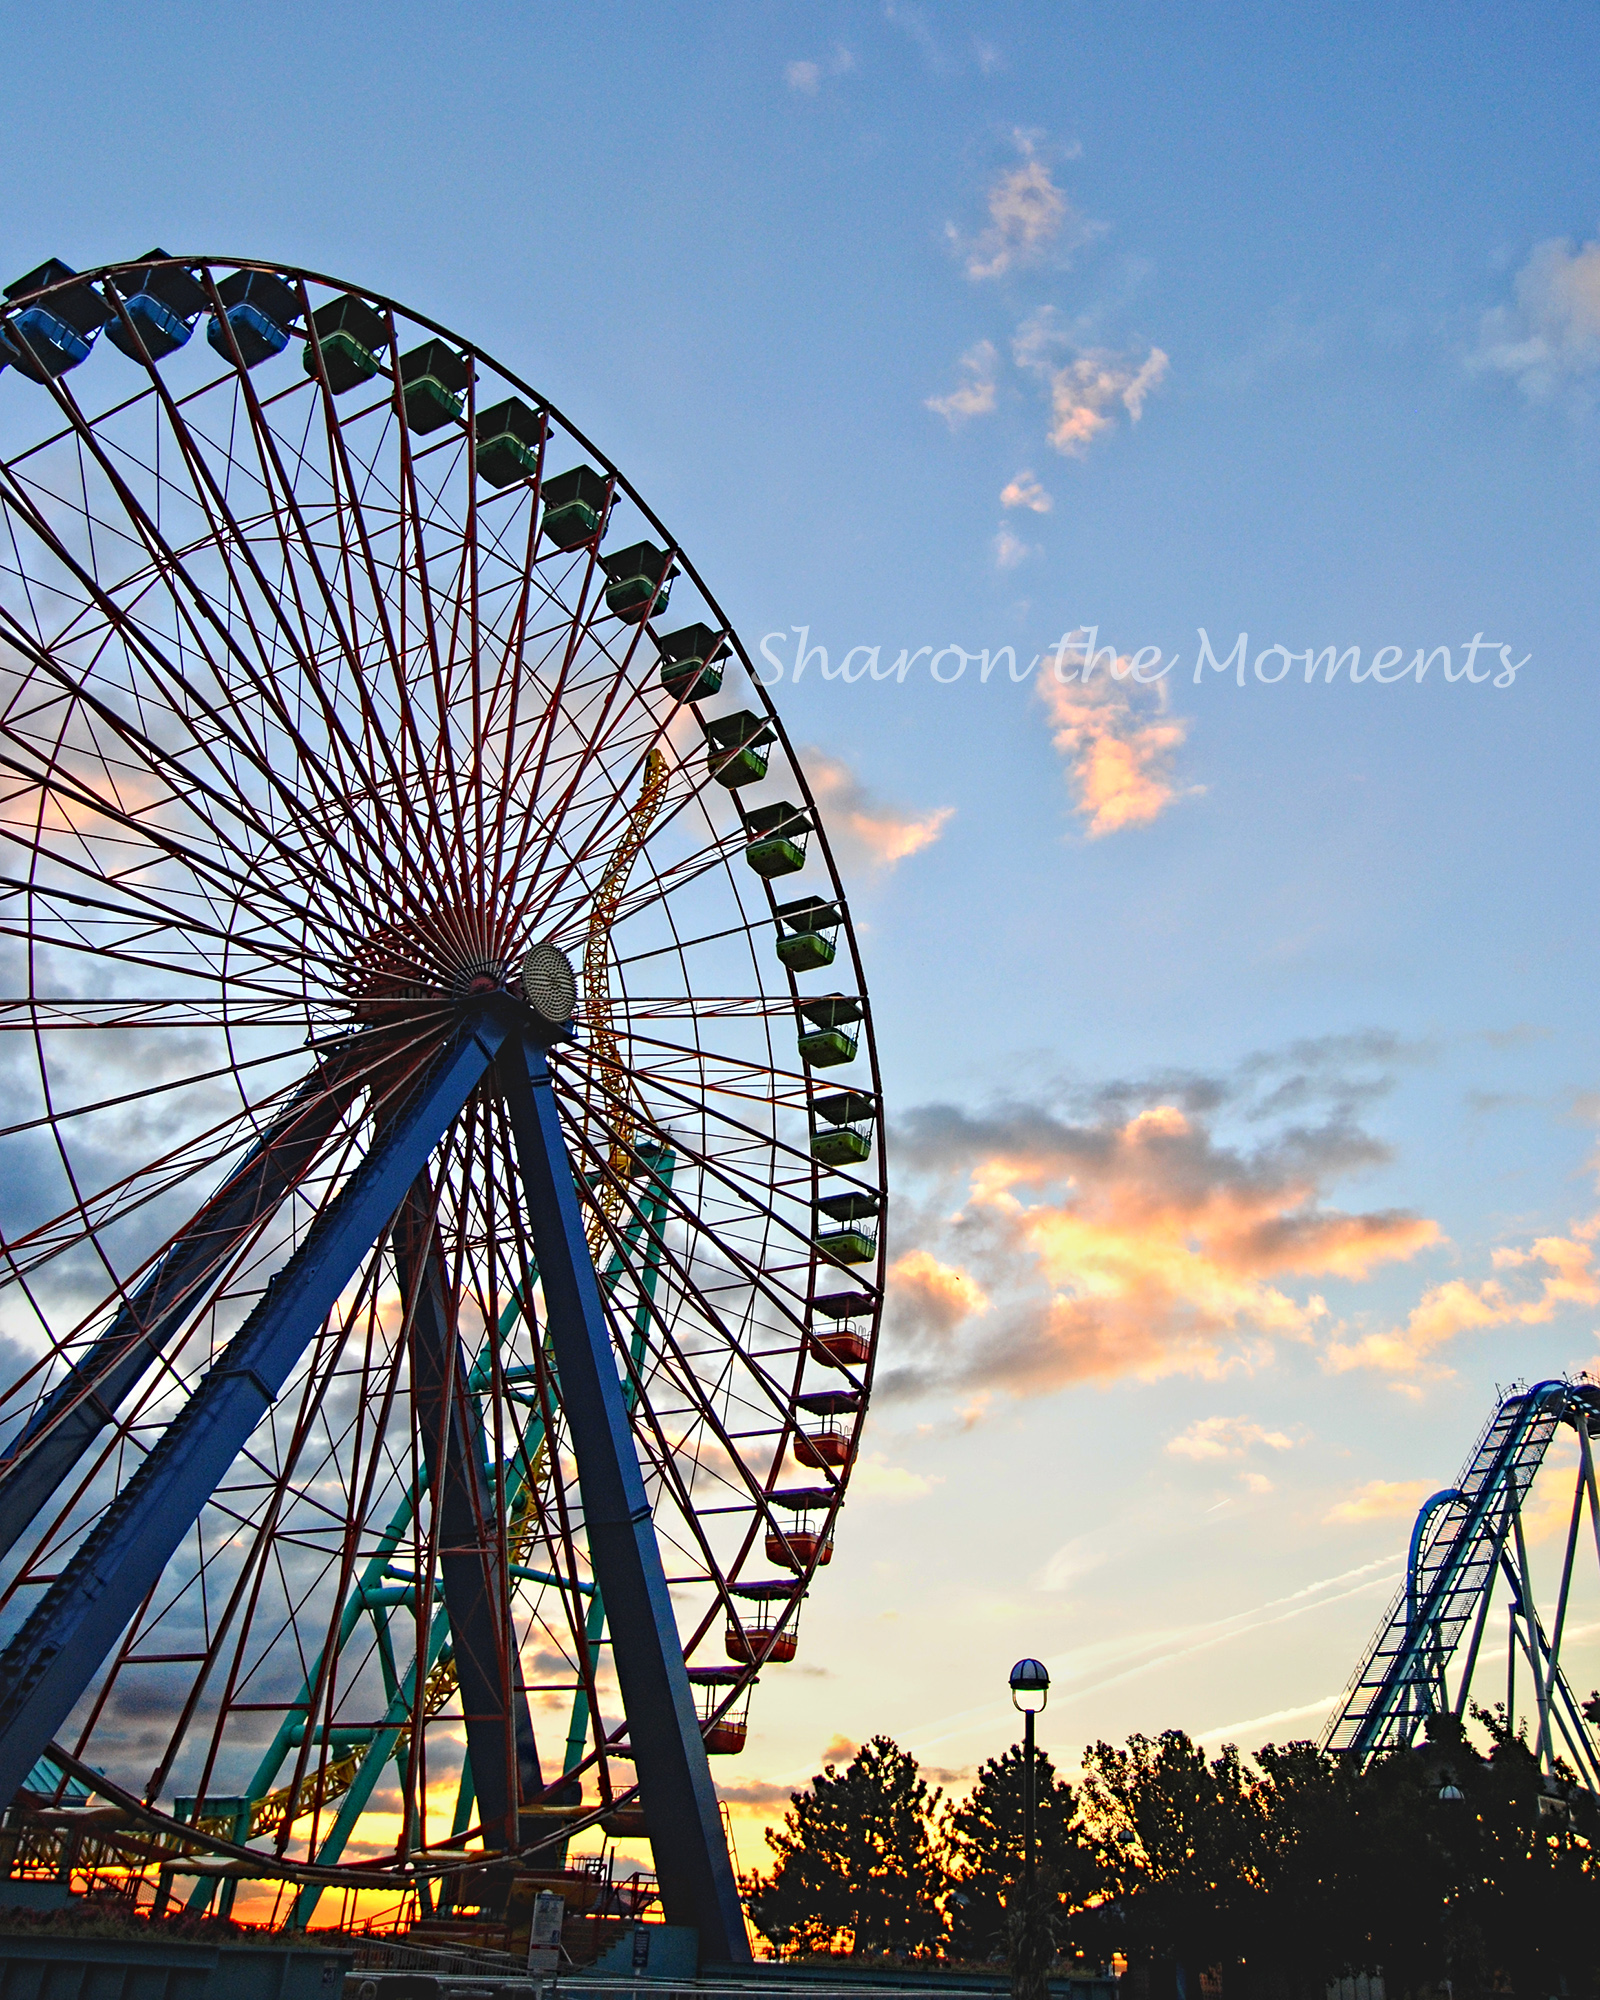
[942,1740,1083,1963]
[744,1736,946,1958]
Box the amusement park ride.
[1324,1377,1600,1795]
[0,256,888,1963]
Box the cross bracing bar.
[0,1019,505,1812]
[1323,1377,1600,1785]
[0,1052,363,1565]
[497,1032,748,1966]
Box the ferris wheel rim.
[0,251,887,1880]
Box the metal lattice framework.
[0,255,887,1951]
[1323,1378,1600,1792]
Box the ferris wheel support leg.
[394,1175,542,1853]
[497,1034,750,1969]
[0,1056,362,1566]
[0,1022,503,1816]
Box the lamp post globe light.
[1009,1660,1051,1922]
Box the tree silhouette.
[744,1735,946,1958]
[943,1739,1083,1963]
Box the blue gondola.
[105,252,207,362]
[206,270,299,369]
[1,260,113,381]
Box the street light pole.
[1023,1700,1037,1913]
[1009,1655,1051,1992]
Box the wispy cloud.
[1325,1215,1600,1375]
[883,2,955,74]
[785,45,856,93]
[949,134,1100,282]
[1472,233,1600,404]
[801,747,954,871]
[1166,1414,1297,1461]
[1014,308,1169,456]
[1036,668,1193,838]
[925,340,999,426]
[1000,470,1052,513]
[1325,1478,1432,1524]
[849,1451,939,1500]
[993,523,1038,570]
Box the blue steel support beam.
[560,1153,676,1811]
[0,1018,504,1811]
[394,1174,542,1850]
[0,1053,363,1563]
[496,1034,748,1966]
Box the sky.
[4,0,1600,1878]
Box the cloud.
[925,340,999,426]
[717,1778,796,1808]
[785,45,855,93]
[950,135,1099,282]
[993,524,1038,570]
[1325,1478,1432,1524]
[819,1734,858,1767]
[1036,668,1193,838]
[1473,233,1600,402]
[1013,309,1169,456]
[1166,1414,1297,1461]
[1325,1217,1600,1375]
[849,1451,938,1500]
[888,1248,989,1335]
[1046,348,1169,454]
[801,748,954,871]
[880,1084,1440,1404]
[1000,470,1052,513]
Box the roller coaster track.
[1322,1376,1600,1789]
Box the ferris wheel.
[0,255,885,1957]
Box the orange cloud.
[802,749,953,871]
[1326,1478,1432,1524]
[1167,1414,1296,1460]
[1036,672,1192,837]
[888,1249,989,1331]
[1325,1217,1600,1374]
[883,1094,1439,1399]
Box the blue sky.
[7,0,1600,1849]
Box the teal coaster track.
[1322,1378,1600,1790]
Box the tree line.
[742,1709,1600,1998]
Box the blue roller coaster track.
[1322,1377,1600,1790]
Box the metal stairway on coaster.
[1321,1377,1600,1789]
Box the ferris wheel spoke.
[386,380,475,898]
[11,393,406,914]
[296,399,450,895]
[164,406,444,913]
[0,1017,430,1298]
[0,652,369,968]
[92,1254,376,1804]
[0,1083,377,1578]
[549,1095,805,1448]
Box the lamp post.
[1009,1659,1050,1923]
